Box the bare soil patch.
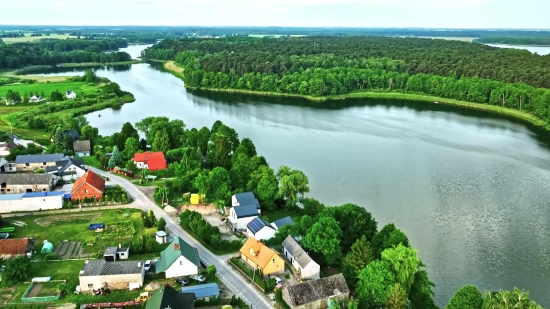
[35,212,102,227]
[179,204,238,241]
[144,281,163,291]
[136,186,155,202]
[164,61,184,74]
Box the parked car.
[144,260,152,272]
[272,276,283,285]
[175,277,189,286]
[190,274,206,283]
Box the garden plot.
[26,282,59,298]
[35,213,102,227]
[95,220,135,241]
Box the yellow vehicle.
[135,292,150,302]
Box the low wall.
[0,204,141,216]
[0,195,62,213]
[21,281,59,303]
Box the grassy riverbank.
[161,60,550,130]
[57,60,143,67]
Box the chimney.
[174,244,179,250]
[118,244,121,248]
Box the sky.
[2,0,550,29]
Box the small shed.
[156,231,167,244]
[104,245,130,261]
[41,241,54,254]
[181,283,220,300]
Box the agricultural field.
[1,33,77,44]
[0,81,97,98]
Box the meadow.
[1,33,77,44]
[0,81,96,98]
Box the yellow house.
[239,237,285,275]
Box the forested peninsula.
[143,36,550,129]
[0,38,133,70]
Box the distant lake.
[485,44,550,55]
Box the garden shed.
[41,241,54,254]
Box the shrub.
[206,265,217,278]
[157,217,166,231]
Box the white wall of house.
[247,226,276,241]
[134,160,148,169]
[229,208,258,230]
[231,195,240,207]
[0,195,63,213]
[282,247,321,280]
[76,151,90,157]
[3,162,16,173]
[79,271,144,292]
[164,256,199,278]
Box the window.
[120,253,125,256]
[93,195,97,198]
[88,284,93,288]
[43,162,46,165]
[273,259,275,263]
[84,189,88,193]
[43,199,45,201]
[25,163,29,166]
[43,188,46,191]
[7,189,10,192]
[180,261,183,265]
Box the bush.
[195,296,221,306]
[230,295,251,309]
[44,253,59,260]
[229,257,268,291]
[157,217,166,231]
[206,265,217,278]
[180,210,242,253]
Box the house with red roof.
[133,152,167,171]
[70,170,106,201]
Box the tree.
[342,236,373,287]
[103,82,123,96]
[80,125,96,140]
[206,265,217,277]
[54,126,65,145]
[386,283,408,309]
[50,90,63,102]
[121,122,139,141]
[302,217,342,265]
[347,299,359,309]
[208,167,232,207]
[356,260,396,308]
[85,69,98,83]
[302,197,325,217]
[110,132,126,151]
[246,165,278,210]
[277,166,310,207]
[240,138,257,157]
[124,137,140,158]
[139,138,148,151]
[409,270,437,309]
[381,243,420,295]
[371,223,410,259]
[70,116,89,135]
[482,288,543,309]
[125,160,138,174]
[152,129,170,153]
[45,143,64,154]
[108,146,122,168]
[446,285,483,309]
[0,256,30,286]
[168,119,186,149]
[157,217,167,231]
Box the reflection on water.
[26,47,550,307]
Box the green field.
[248,34,308,38]
[0,81,98,98]
[2,33,77,44]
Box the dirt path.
[62,242,76,259]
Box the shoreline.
[57,60,143,67]
[159,60,550,131]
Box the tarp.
[41,241,54,254]
[32,277,51,282]
[190,194,205,205]
[129,282,140,290]
[89,223,104,230]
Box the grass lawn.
[2,34,77,44]
[3,209,146,255]
[83,156,102,169]
[0,81,99,98]
[0,105,33,114]
[4,74,72,83]
[0,118,50,140]
[33,281,60,297]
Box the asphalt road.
[89,167,273,309]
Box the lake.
[485,43,550,55]
[27,45,550,307]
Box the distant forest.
[0,39,131,69]
[143,36,550,124]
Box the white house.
[66,90,77,99]
[229,204,259,231]
[0,158,16,173]
[155,237,200,278]
[46,157,86,181]
[282,235,321,280]
[79,260,145,292]
[0,191,64,213]
[247,217,276,241]
[271,216,295,232]
[29,95,42,103]
[231,192,261,214]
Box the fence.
[21,282,59,303]
[1,205,141,217]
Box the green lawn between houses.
[0,81,99,99]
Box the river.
[486,43,550,55]
[28,45,550,307]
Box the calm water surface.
[485,43,550,55]
[29,45,550,307]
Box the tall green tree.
[482,288,543,309]
[342,235,373,287]
[121,122,139,141]
[0,256,29,287]
[124,137,140,158]
[240,137,257,157]
[70,115,89,134]
[246,165,279,210]
[208,167,232,207]
[381,243,420,295]
[302,217,342,265]
[386,283,408,309]
[446,285,483,309]
[371,223,410,259]
[108,146,123,168]
[356,260,396,307]
[409,270,437,309]
[152,129,171,153]
[277,166,309,207]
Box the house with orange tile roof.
[0,238,35,258]
[239,237,284,275]
[70,170,106,201]
[133,152,167,171]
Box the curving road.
[89,167,273,309]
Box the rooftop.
[14,153,64,164]
[180,283,220,298]
[272,216,295,229]
[23,191,66,198]
[239,237,280,269]
[155,237,200,273]
[282,235,316,268]
[233,204,259,218]
[73,140,91,152]
[79,259,144,276]
[71,170,105,196]
[0,238,34,255]
[233,191,256,203]
[0,173,54,185]
[283,274,350,307]
[133,152,166,171]
[247,217,273,235]
[145,286,195,309]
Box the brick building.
[70,170,105,201]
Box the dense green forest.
[0,39,131,69]
[142,37,550,124]
[475,37,550,46]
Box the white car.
[272,276,282,285]
[144,260,152,272]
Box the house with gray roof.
[155,237,201,278]
[73,140,91,157]
[0,173,55,194]
[247,217,275,241]
[282,235,320,280]
[78,259,145,292]
[14,153,65,172]
[46,157,86,181]
[229,203,259,231]
[282,274,349,309]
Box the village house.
[70,170,106,201]
[133,152,167,171]
[239,237,284,276]
[103,244,130,261]
[231,191,261,213]
[0,173,56,193]
[73,140,91,157]
[0,158,16,173]
[229,204,259,231]
[66,90,77,99]
[282,235,320,280]
[46,157,86,181]
[0,191,64,213]
[155,231,167,244]
[64,129,80,141]
[271,216,295,232]
[78,259,145,292]
[0,142,16,157]
[180,283,220,301]
[14,153,65,172]
[155,237,201,278]
[145,285,195,309]
[282,274,350,309]
[0,238,34,259]
[247,217,276,241]
[29,95,42,103]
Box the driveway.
[89,168,273,308]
